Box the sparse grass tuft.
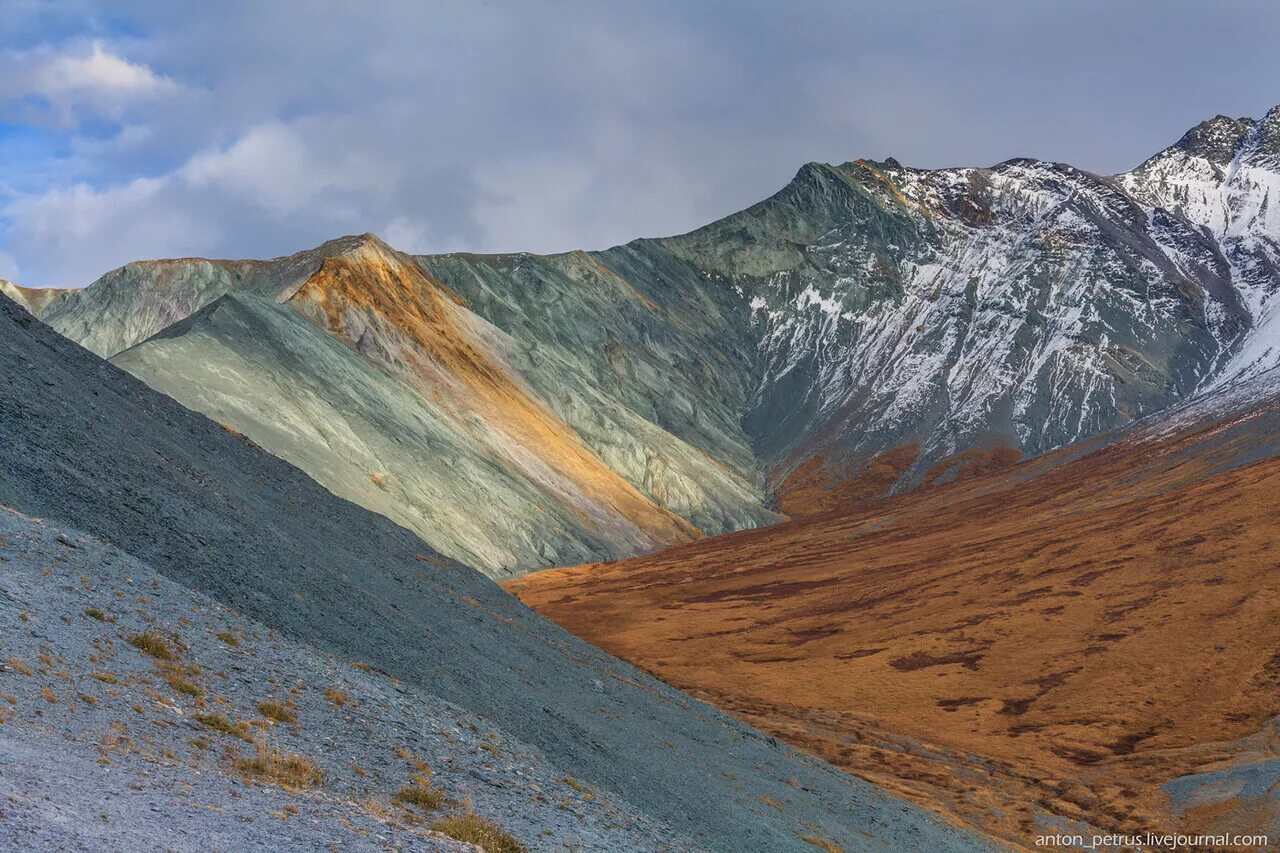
[90,671,117,684]
[83,606,106,621]
[393,782,445,810]
[195,712,253,741]
[6,658,32,676]
[562,777,594,800]
[126,632,174,660]
[233,739,322,790]
[256,700,297,724]
[801,836,844,853]
[157,661,203,698]
[165,674,203,697]
[215,631,240,647]
[323,687,352,708]
[430,812,525,853]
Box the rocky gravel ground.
[0,506,692,851]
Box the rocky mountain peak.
[1166,114,1254,165]
[1245,103,1280,165]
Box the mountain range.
[6,105,1278,575]
[3,104,1280,851]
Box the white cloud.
[381,217,434,254]
[0,117,454,286]
[1,1,1277,288]
[180,123,326,214]
[32,41,175,98]
[3,176,203,285]
[1,40,178,125]
[179,121,399,216]
[0,251,21,283]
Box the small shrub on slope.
[431,811,525,853]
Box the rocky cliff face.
[424,109,1276,510]
[18,106,1280,565]
[659,154,1246,486]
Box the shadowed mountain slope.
[0,291,997,852]
[508,369,1280,848]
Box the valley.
[508,370,1280,847]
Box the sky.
[0,1,1277,288]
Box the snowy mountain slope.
[423,109,1277,515]
[660,155,1248,492]
[1119,106,1280,388]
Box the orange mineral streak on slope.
[289,242,699,549]
[0,282,79,314]
[507,402,1280,848]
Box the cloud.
[3,176,199,286]
[0,251,20,283]
[32,41,174,98]
[1,1,1278,287]
[1,40,178,126]
[0,114,487,286]
[179,123,369,216]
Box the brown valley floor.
[507,395,1280,849]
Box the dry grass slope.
[508,396,1280,848]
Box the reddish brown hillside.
[507,385,1280,848]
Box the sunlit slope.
[109,236,776,574]
[113,238,758,573]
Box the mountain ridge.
[12,104,1280,570]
